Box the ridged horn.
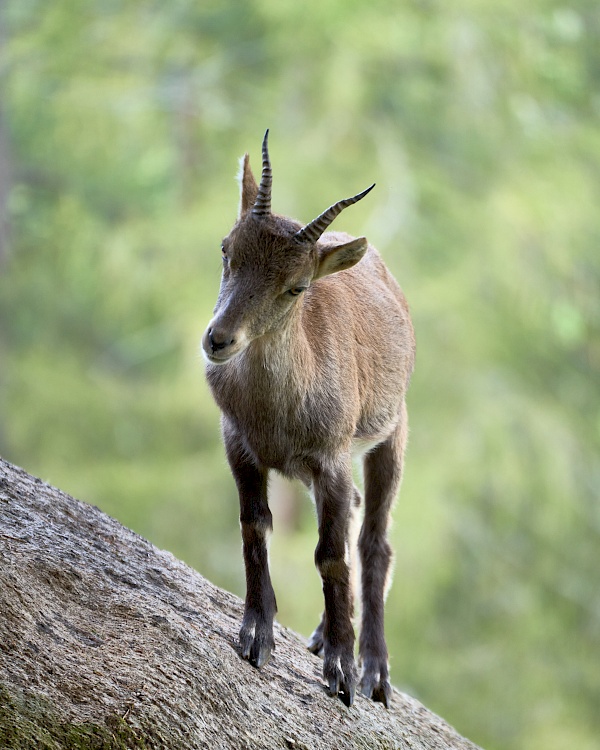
[251,129,272,216]
[294,183,375,244]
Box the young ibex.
[201,132,415,708]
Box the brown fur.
[202,145,415,708]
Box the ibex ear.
[314,237,368,280]
[238,153,259,218]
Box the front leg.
[223,420,276,668]
[312,459,357,707]
[308,486,361,657]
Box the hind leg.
[358,404,408,707]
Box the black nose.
[209,328,235,352]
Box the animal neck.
[246,304,313,388]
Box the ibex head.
[201,131,375,365]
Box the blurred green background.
[1,1,599,748]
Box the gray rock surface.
[0,457,482,749]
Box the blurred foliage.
[1,1,599,748]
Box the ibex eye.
[288,287,306,297]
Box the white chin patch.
[202,350,235,366]
[201,342,248,366]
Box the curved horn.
[251,129,272,216]
[294,183,375,244]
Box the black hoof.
[359,671,392,708]
[323,651,358,707]
[239,618,274,668]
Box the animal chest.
[208,361,343,475]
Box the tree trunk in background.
[0,457,482,750]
